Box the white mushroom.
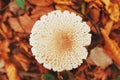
[29,10,91,72]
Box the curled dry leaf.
[86,2,100,24]
[101,28,120,66]
[101,0,120,22]
[0,40,20,80]
[55,4,83,17]
[1,22,13,38]
[86,21,97,33]
[54,0,74,5]
[5,62,20,80]
[9,1,19,15]
[111,22,120,31]
[109,3,120,22]
[104,19,114,35]
[31,6,54,21]
[38,64,49,74]
[8,17,24,33]
[0,40,9,57]
[28,0,53,6]
[13,53,30,71]
[18,14,35,33]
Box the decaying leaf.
[0,40,20,80]
[86,2,100,24]
[31,6,54,21]
[104,19,114,35]
[55,4,83,17]
[54,0,74,5]
[101,28,120,66]
[101,0,111,10]
[9,0,25,15]
[38,64,49,74]
[109,3,120,22]
[0,0,120,79]
[5,62,20,80]
[8,17,24,33]
[1,22,13,38]
[101,0,120,22]
[13,53,31,71]
[28,0,53,6]
[18,14,35,33]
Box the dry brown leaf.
[86,21,97,33]
[109,3,120,22]
[2,12,12,22]
[0,40,9,58]
[9,1,20,15]
[8,17,24,33]
[0,74,8,80]
[101,28,120,66]
[31,6,54,21]
[38,64,49,74]
[101,0,120,22]
[104,19,114,35]
[28,0,53,6]
[0,40,20,80]
[13,53,30,71]
[101,0,111,10]
[5,62,20,80]
[19,41,32,57]
[1,22,12,38]
[0,28,6,39]
[87,2,100,24]
[111,22,120,31]
[54,0,74,5]
[55,4,83,17]
[18,14,35,33]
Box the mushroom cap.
[30,10,91,72]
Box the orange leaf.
[54,0,74,5]
[55,4,83,17]
[104,20,114,35]
[5,62,20,80]
[100,28,120,66]
[28,0,53,6]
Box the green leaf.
[44,73,56,80]
[16,0,25,9]
[117,75,120,80]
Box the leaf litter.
[0,0,120,80]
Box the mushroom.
[29,10,91,72]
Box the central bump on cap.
[55,31,73,53]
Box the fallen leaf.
[109,3,120,22]
[86,2,100,24]
[104,19,114,35]
[1,22,13,38]
[8,17,24,33]
[5,62,20,80]
[13,53,30,71]
[31,6,54,21]
[54,0,74,5]
[18,14,35,33]
[101,28,120,66]
[55,4,83,17]
[101,0,120,22]
[28,0,53,6]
